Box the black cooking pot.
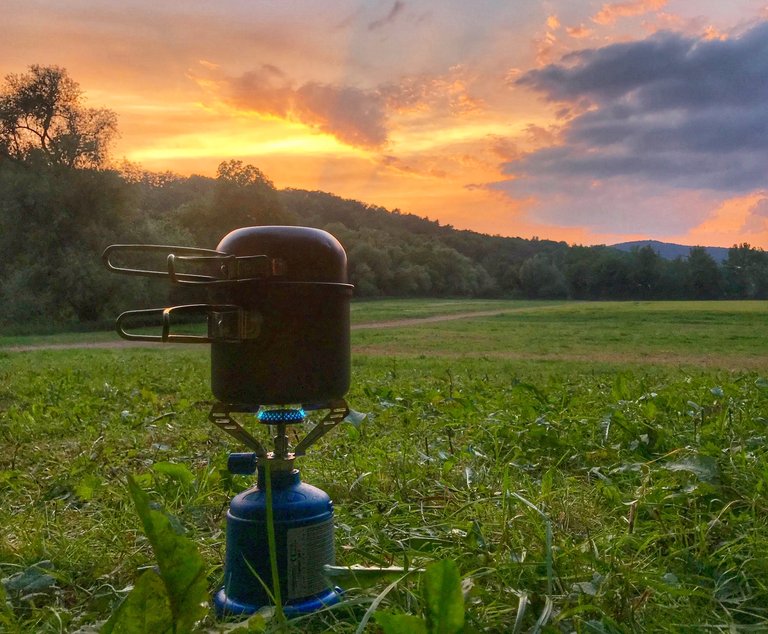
[103,226,352,405]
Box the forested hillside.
[2,65,768,332]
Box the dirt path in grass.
[1,309,515,352]
[354,309,513,329]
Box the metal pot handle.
[115,304,246,343]
[167,253,274,285]
[102,244,226,281]
[103,244,281,285]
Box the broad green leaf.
[152,461,195,487]
[131,472,154,490]
[642,400,658,419]
[423,559,464,634]
[101,569,173,634]
[611,373,631,401]
[510,381,548,404]
[127,476,208,633]
[375,611,428,634]
[75,474,103,500]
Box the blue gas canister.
[214,465,341,617]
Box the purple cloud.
[509,20,768,193]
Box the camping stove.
[103,226,354,617]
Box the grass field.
[353,300,768,369]
[1,300,767,632]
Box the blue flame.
[257,408,305,424]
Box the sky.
[3,0,768,248]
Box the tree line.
[1,65,767,332]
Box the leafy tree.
[178,160,293,246]
[349,240,394,292]
[723,243,768,299]
[411,242,495,296]
[563,246,598,299]
[351,262,379,296]
[657,257,689,299]
[391,263,433,295]
[0,160,153,326]
[216,160,273,188]
[687,247,722,299]
[519,254,568,298]
[629,245,662,298]
[591,248,633,299]
[562,247,633,299]
[0,65,117,168]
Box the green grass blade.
[511,592,528,634]
[355,571,415,634]
[263,462,287,627]
[532,596,554,634]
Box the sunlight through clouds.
[128,131,357,162]
[2,0,767,247]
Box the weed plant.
[0,301,767,632]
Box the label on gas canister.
[285,519,335,599]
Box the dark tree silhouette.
[0,65,117,168]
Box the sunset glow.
[3,0,767,248]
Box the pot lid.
[216,226,348,284]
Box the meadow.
[1,300,767,632]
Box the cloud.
[592,0,668,26]
[518,22,768,110]
[678,192,768,247]
[496,176,722,235]
[502,19,768,237]
[221,65,389,149]
[750,198,768,218]
[742,197,768,232]
[368,1,406,31]
[294,83,388,148]
[206,62,485,151]
[386,65,483,116]
[490,136,521,162]
[509,20,768,194]
[534,14,564,65]
[566,25,594,39]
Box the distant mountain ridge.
[611,239,730,263]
